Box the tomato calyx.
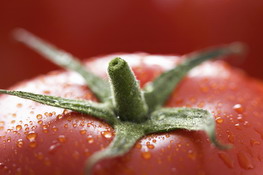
[0,29,245,175]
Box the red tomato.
[1,53,263,175]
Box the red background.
[1,0,263,88]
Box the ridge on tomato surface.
[2,29,261,175]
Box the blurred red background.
[0,0,263,88]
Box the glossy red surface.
[1,54,263,174]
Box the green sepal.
[0,89,116,125]
[13,29,111,102]
[144,107,230,150]
[85,122,145,175]
[143,42,245,112]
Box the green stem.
[108,57,148,122]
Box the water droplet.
[48,143,61,154]
[87,137,94,144]
[216,117,224,124]
[16,139,24,148]
[233,104,244,114]
[36,114,42,120]
[7,137,11,143]
[147,144,155,149]
[237,115,243,121]
[26,132,38,142]
[101,131,113,139]
[80,130,87,135]
[0,162,5,169]
[141,152,151,160]
[37,120,43,125]
[0,163,8,171]
[16,103,22,108]
[56,114,63,120]
[237,152,254,169]
[234,123,241,130]
[29,141,37,148]
[218,152,233,168]
[226,130,235,143]
[57,135,66,143]
[42,125,49,133]
[16,125,22,131]
[72,123,77,128]
[52,126,58,132]
[64,124,68,128]
[250,139,261,146]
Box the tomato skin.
[1,53,263,175]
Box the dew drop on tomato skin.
[237,152,254,170]
[79,129,87,135]
[36,114,42,120]
[226,130,235,144]
[218,152,234,169]
[146,144,155,149]
[52,126,58,132]
[57,135,66,143]
[64,123,68,128]
[16,125,22,131]
[101,131,113,139]
[233,104,244,114]
[42,125,49,133]
[141,152,152,160]
[216,117,224,124]
[37,120,43,125]
[48,143,61,154]
[250,139,261,146]
[26,131,37,142]
[16,139,24,148]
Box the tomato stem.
[108,57,148,122]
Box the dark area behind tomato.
[0,0,263,88]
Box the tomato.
[1,0,263,88]
[1,51,263,175]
